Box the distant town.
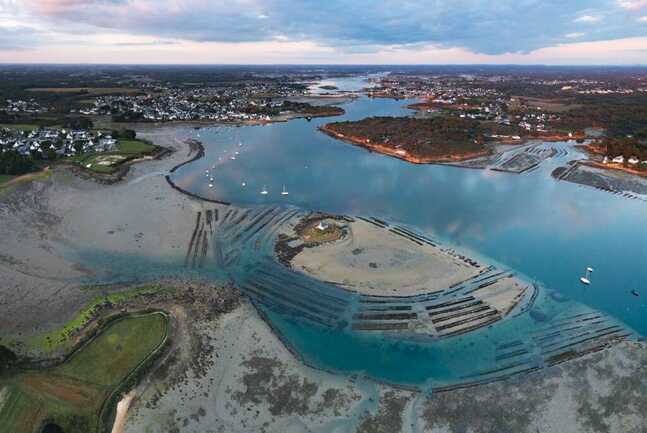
[1,65,647,183]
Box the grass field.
[0,175,15,185]
[117,139,156,154]
[70,139,156,174]
[32,284,174,353]
[27,87,144,97]
[0,169,52,196]
[0,313,168,433]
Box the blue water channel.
[88,76,647,389]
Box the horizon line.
[1,62,647,67]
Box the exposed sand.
[0,386,7,413]
[471,276,526,314]
[2,122,647,432]
[0,126,206,344]
[121,298,647,433]
[111,390,136,433]
[124,302,388,433]
[291,219,479,296]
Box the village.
[1,98,50,114]
[0,127,118,159]
[79,80,312,122]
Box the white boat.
[210,177,214,182]
[580,267,593,285]
[230,155,236,160]
[242,182,246,187]
[281,185,289,196]
[260,185,269,195]
[208,183,213,188]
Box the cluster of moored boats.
[203,139,290,196]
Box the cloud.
[574,15,601,23]
[639,15,647,21]
[0,25,42,49]
[565,32,585,38]
[1,0,646,57]
[617,0,647,10]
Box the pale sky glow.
[0,0,646,64]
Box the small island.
[320,116,516,163]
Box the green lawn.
[0,175,15,185]
[117,140,155,154]
[0,313,168,433]
[69,139,156,175]
[33,284,174,353]
[0,169,51,196]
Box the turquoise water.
[77,76,647,389]
[173,94,647,332]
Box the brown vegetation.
[320,116,496,163]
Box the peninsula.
[320,116,512,163]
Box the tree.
[0,345,17,372]
[47,147,58,161]
[73,141,84,156]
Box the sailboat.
[580,267,594,285]
[260,185,269,195]
[281,185,289,196]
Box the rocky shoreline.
[319,123,492,164]
[2,120,647,432]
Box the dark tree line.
[0,150,36,176]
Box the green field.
[70,139,156,174]
[0,169,52,196]
[117,139,156,154]
[0,175,15,185]
[0,313,168,433]
[32,284,174,353]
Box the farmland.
[0,312,169,433]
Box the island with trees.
[320,116,520,163]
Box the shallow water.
[77,76,647,389]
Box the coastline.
[2,112,647,432]
[98,105,345,132]
[319,123,492,164]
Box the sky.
[0,0,646,64]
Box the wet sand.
[2,122,647,432]
[291,218,481,295]
[0,126,206,345]
[122,298,647,433]
[553,162,647,202]
[111,390,136,433]
[124,302,386,433]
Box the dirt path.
[111,390,136,433]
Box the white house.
[612,155,624,164]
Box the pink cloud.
[618,0,647,11]
[25,0,90,16]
